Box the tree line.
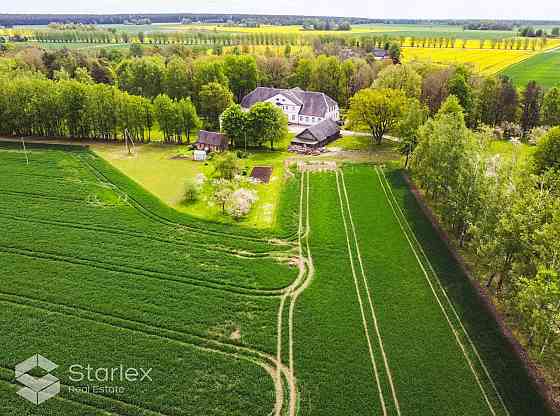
[346,61,560,155]
[341,60,560,388]
[0,76,202,143]
[23,27,549,53]
[2,42,559,147]
[409,98,560,366]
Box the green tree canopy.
[153,94,180,141]
[177,97,201,144]
[447,72,473,124]
[521,81,543,135]
[116,57,165,98]
[199,82,234,130]
[223,55,258,103]
[534,127,560,173]
[163,56,194,100]
[213,152,241,180]
[396,98,429,168]
[373,64,422,99]
[542,87,560,127]
[221,104,249,148]
[347,88,407,145]
[246,102,288,150]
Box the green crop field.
[0,142,551,415]
[501,50,560,88]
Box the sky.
[2,0,560,21]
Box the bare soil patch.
[251,166,273,183]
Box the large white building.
[241,87,340,126]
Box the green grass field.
[0,142,551,415]
[91,142,291,229]
[501,50,560,88]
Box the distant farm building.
[372,48,391,60]
[241,87,340,126]
[290,119,341,149]
[195,131,228,152]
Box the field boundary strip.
[375,167,509,416]
[339,170,402,416]
[0,293,291,416]
[378,168,511,416]
[287,171,314,416]
[496,48,553,76]
[335,169,389,416]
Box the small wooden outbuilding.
[291,119,341,149]
[195,131,228,152]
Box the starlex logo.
[14,354,60,405]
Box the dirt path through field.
[339,170,401,415]
[335,170,389,415]
[273,169,319,416]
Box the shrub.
[527,126,549,145]
[236,150,249,159]
[213,152,241,180]
[226,188,258,219]
[183,179,199,203]
[534,127,560,173]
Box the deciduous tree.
[347,88,407,145]
[198,82,234,130]
[373,64,422,99]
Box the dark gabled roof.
[372,48,389,57]
[295,119,340,142]
[196,130,228,147]
[241,87,338,118]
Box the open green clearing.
[91,142,291,229]
[0,142,551,415]
[501,50,560,88]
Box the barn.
[195,131,228,152]
[290,119,341,149]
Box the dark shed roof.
[196,130,228,147]
[297,119,340,141]
[372,48,389,58]
[292,119,341,147]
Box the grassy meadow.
[91,139,292,229]
[501,50,560,88]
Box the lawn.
[486,139,535,161]
[91,142,292,229]
[501,50,560,88]
[0,142,551,415]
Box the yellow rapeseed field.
[402,47,535,74]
